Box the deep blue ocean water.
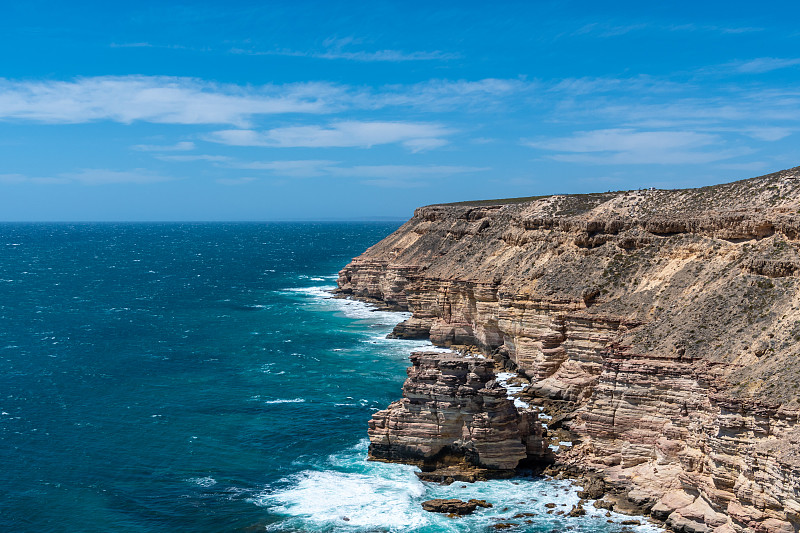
[0,223,659,532]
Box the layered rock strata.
[339,167,800,533]
[368,351,549,481]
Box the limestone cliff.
[368,351,549,481]
[337,166,800,533]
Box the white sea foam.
[281,284,411,325]
[258,442,430,531]
[263,469,429,531]
[495,371,531,409]
[263,398,305,405]
[257,440,663,532]
[187,476,217,488]
[280,283,458,361]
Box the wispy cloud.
[0,168,173,185]
[156,154,232,163]
[0,173,69,185]
[206,121,454,151]
[109,42,206,52]
[229,159,339,177]
[132,141,195,152]
[158,153,485,183]
[565,21,762,40]
[729,57,800,74]
[743,127,793,141]
[572,22,649,38]
[0,76,340,126]
[63,169,174,185]
[667,23,763,34]
[328,164,487,179]
[0,76,531,127]
[230,36,458,62]
[549,83,800,133]
[232,47,457,62]
[528,128,743,165]
[110,42,156,48]
[376,78,529,111]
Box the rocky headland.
[336,166,800,533]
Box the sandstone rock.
[368,352,549,476]
[421,498,492,515]
[577,476,606,499]
[761,518,796,533]
[568,504,586,517]
[651,490,696,520]
[666,511,710,533]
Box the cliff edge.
[337,166,800,533]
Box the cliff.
[336,166,800,533]
[368,351,550,482]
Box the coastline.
[334,287,664,531]
[334,167,800,533]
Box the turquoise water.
[0,223,658,532]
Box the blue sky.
[2,1,800,220]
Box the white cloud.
[744,127,793,141]
[0,173,29,184]
[231,35,458,62]
[0,76,340,126]
[402,138,450,152]
[157,154,232,162]
[532,128,716,153]
[63,169,173,185]
[528,128,742,165]
[376,78,529,111]
[730,57,800,73]
[205,129,265,146]
[230,159,339,177]
[0,76,533,128]
[232,47,457,62]
[328,165,486,179]
[572,22,649,38]
[0,169,172,185]
[156,153,339,177]
[132,141,196,152]
[158,153,485,181]
[0,173,71,184]
[206,121,454,150]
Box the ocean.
[0,223,659,532]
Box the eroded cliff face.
[368,351,549,482]
[337,167,800,533]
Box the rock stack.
[368,351,549,481]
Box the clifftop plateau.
[337,166,800,533]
